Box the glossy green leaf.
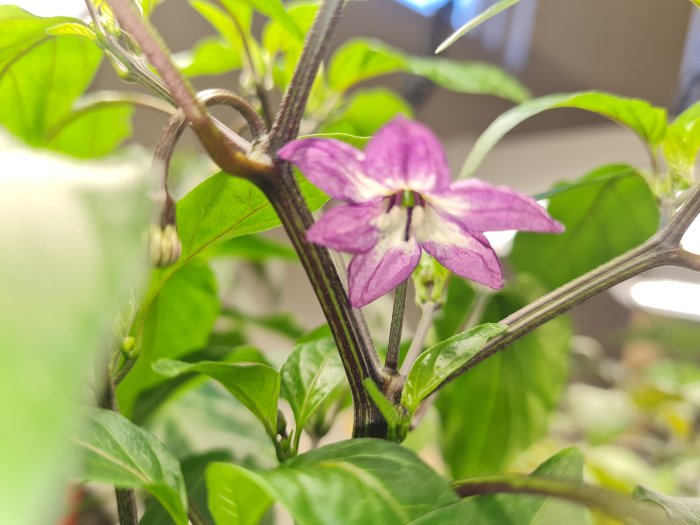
[510,165,659,290]
[175,37,243,77]
[409,448,591,524]
[45,102,134,158]
[437,279,571,477]
[461,92,668,177]
[207,462,274,525]
[401,323,507,414]
[46,21,96,40]
[0,33,102,146]
[117,262,220,417]
[141,450,233,525]
[207,439,458,525]
[435,0,521,53]
[0,144,148,525]
[153,359,281,437]
[328,39,529,102]
[280,337,345,436]
[634,486,700,525]
[71,408,187,525]
[321,88,413,136]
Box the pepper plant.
[2,0,700,524]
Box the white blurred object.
[681,214,700,255]
[9,0,85,17]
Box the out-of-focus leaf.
[410,448,593,524]
[430,277,477,344]
[461,92,667,177]
[141,450,233,525]
[236,0,303,40]
[205,234,297,261]
[262,2,318,57]
[435,0,521,53]
[510,165,659,290]
[189,0,252,45]
[321,88,413,136]
[175,37,243,77]
[401,323,506,414]
[118,262,220,416]
[71,409,187,525]
[280,337,345,440]
[437,278,571,477]
[153,359,280,438]
[634,486,700,525]
[0,140,148,525]
[207,462,274,525]
[46,21,96,40]
[207,439,458,525]
[328,39,529,102]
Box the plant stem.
[98,379,138,525]
[400,302,439,376]
[386,280,408,371]
[262,170,386,437]
[266,0,345,152]
[452,475,669,525]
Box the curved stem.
[386,280,408,371]
[266,0,345,152]
[452,475,669,525]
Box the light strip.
[628,279,700,319]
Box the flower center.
[385,190,425,241]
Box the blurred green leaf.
[189,0,252,45]
[328,39,529,102]
[410,448,592,524]
[510,165,659,290]
[71,408,188,525]
[205,234,297,261]
[435,0,521,53]
[321,88,413,136]
[437,279,571,477]
[402,323,507,414]
[207,463,274,525]
[280,337,346,438]
[46,21,96,40]
[262,2,318,57]
[140,0,165,17]
[175,37,243,77]
[430,277,477,344]
[118,262,220,416]
[207,439,458,525]
[236,0,303,40]
[461,92,667,177]
[634,486,700,525]
[153,359,280,438]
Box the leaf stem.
[386,280,408,371]
[452,475,669,525]
[400,302,439,376]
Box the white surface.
[11,0,85,17]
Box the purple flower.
[279,117,563,307]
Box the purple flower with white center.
[279,117,564,307]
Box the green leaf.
[437,279,571,477]
[401,323,507,414]
[71,408,188,525]
[205,234,297,261]
[140,0,165,17]
[634,486,700,525]
[410,448,591,524]
[435,0,521,53]
[461,92,668,177]
[189,0,252,46]
[510,165,659,290]
[0,145,148,525]
[320,88,413,136]
[237,0,303,40]
[207,439,458,525]
[46,21,96,41]
[0,32,103,146]
[45,101,134,158]
[328,39,529,102]
[280,337,345,436]
[117,262,220,417]
[175,37,243,77]
[663,101,700,183]
[207,462,274,525]
[262,2,318,57]
[141,450,233,525]
[153,359,280,438]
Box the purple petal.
[412,205,503,289]
[429,179,564,233]
[278,138,388,203]
[348,240,422,307]
[306,202,383,254]
[364,117,451,193]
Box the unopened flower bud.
[149,223,181,267]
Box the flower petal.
[429,179,564,233]
[278,138,388,202]
[307,202,383,254]
[364,117,451,193]
[347,206,421,306]
[412,205,503,289]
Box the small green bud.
[412,254,449,306]
[276,409,288,438]
[121,336,136,357]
